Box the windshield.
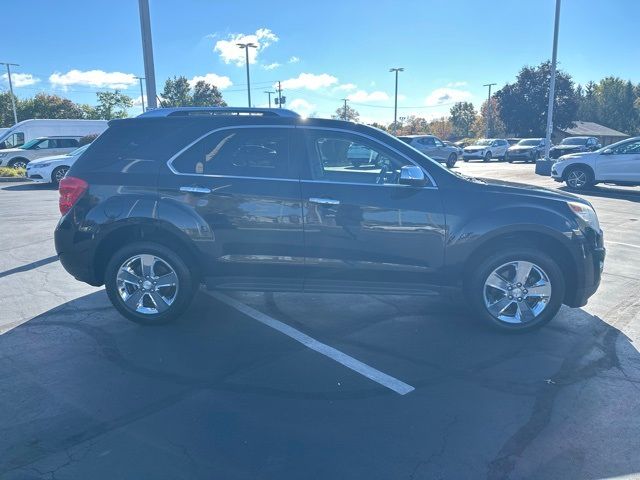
[67,144,91,156]
[517,139,542,146]
[19,139,42,150]
[475,139,493,146]
[561,137,588,145]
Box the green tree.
[94,90,133,119]
[18,93,85,120]
[449,101,477,138]
[191,80,226,107]
[594,77,639,134]
[472,98,506,137]
[0,91,18,127]
[159,76,226,107]
[428,116,454,140]
[577,81,599,122]
[332,104,359,121]
[495,61,578,137]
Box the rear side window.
[59,138,79,148]
[171,127,293,179]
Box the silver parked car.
[398,135,459,168]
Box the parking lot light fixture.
[237,43,258,107]
[544,0,562,161]
[389,68,404,135]
[483,83,496,137]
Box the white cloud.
[262,62,281,71]
[446,81,468,87]
[1,73,40,88]
[335,83,357,92]
[189,73,233,90]
[289,98,316,118]
[425,87,472,106]
[49,69,137,89]
[288,56,300,64]
[214,28,278,66]
[279,73,338,91]
[347,90,390,102]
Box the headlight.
[33,163,50,168]
[568,201,600,231]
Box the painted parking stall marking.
[207,291,415,395]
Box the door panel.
[158,126,305,291]
[596,140,640,182]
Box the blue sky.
[2,0,639,123]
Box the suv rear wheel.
[468,247,565,332]
[104,242,196,325]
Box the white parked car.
[26,144,91,185]
[0,136,83,169]
[463,138,509,162]
[551,136,640,190]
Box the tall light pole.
[264,91,275,108]
[483,83,496,137]
[237,43,257,107]
[138,0,157,109]
[1,62,19,124]
[544,0,562,161]
[341,98,349,120]
[135,76,146,113]
[389,67,404,135]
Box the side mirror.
[399,165,427,186]
[602,148,613,155]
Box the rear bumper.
[55,214,102,286]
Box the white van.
[0,119,108,150]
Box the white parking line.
[207,291,415,395]
[606,241,640,250]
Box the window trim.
[166,124,297,181]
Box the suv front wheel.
[468,247,565,332]
[105,242,196,325]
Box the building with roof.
[554,121,629,146]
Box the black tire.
[51,166,69,185]
[563,165,594,190]
[446,153,457,168]
[467,247,565,332]
[463,158,469,162]
[8,158,29,169]
[104,242,197,325]
[483,151,492,162]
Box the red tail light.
[59,176,88,215]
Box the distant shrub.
[79,134,99,146]
[0,167,25,177]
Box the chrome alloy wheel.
[53,167,69,183]
[116,254,179,315]
[566,169,587,188]
[483,261,552,324]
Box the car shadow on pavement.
[0,255,58,279]
[1,290,639,480]
[1,182,56,191]
[559,185,640,203]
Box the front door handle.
[309,197,340,206]
[180,186,211,194]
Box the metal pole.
[389,68,403,134]
[1,63,19,124]
[138,0,157,109]
[544,0,561,161]
[277,81,282,108]
[245,47,251,107]
[342,98,348,120]
[265,91,274,108]
[483,83,496,137]
[136,76,146,113]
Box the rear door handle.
[309,197,340,206]
[180,186,211,194]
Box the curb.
[0,177,28,183]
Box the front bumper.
[463,151,485,159]
[565,229,605,308]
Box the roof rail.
[137,107,300,119]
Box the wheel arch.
[562,162,595,180]
[7,156,29,167]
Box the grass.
[0,167,26,178]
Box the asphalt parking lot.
[1,163,640,480]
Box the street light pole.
[264,91,275,108]
[237,43,257,107]
[138,0,157,109]
[389,67,404,135]
[341,98,349,120]
[483,83,496,137]
[135,76,146,113]
[544,0,562,161]
[1,62,19,124]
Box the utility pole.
[483,82,496,137]
[135,76,146,112]
[264,91,275,108]
[138,0,157,109]
[1,62,19,124]
[341,98,349,120]
[389,67,404,135]
[237,42,257,107]
[544,0,562,161]
[276,81,283,108]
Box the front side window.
[303,130,413,185]
[172,127,292,179]
[3,132,24,148]
[419,137,436,146]
[434,138,445,147]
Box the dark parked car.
[55,107,605,332]
[549,136,601,159]
[505,138,548,163]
